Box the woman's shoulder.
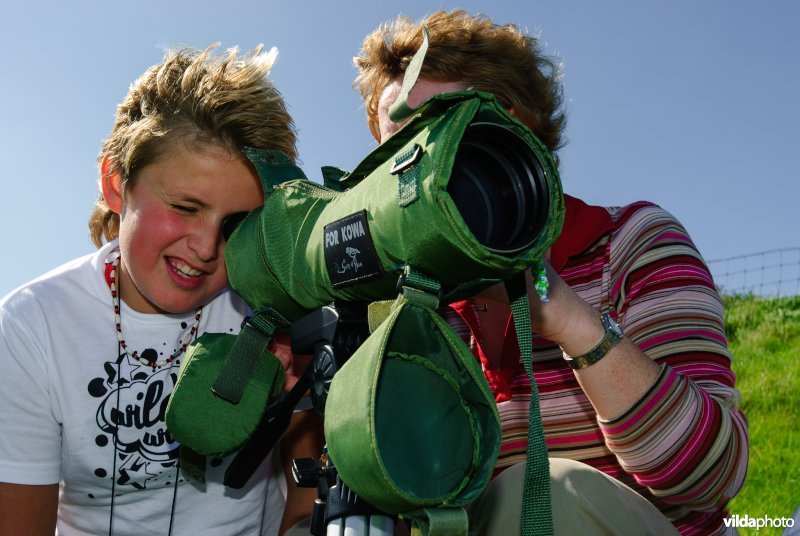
[608,200,679,229]
[608,201,693,250]
[606,201,711,298]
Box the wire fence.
[707,247,800,297]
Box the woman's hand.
[473,260,597,350]
[476,261,660,420]
[525,262,603,351]
[268,334,312,392]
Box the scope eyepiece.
[222,211,251,242]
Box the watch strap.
[563,313,623,370]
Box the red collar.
[549,194,615,273]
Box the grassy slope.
[724,295,800,533]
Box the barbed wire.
[707,247,800,297]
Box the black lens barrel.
[447,123,551,255]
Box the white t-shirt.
[0,241,286,535]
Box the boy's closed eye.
[170,203,198,214]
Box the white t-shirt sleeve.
[0,292,62,484]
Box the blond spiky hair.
[89,43,296,247]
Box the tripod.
[293,447,395,536]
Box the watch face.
[611,318,623,337]
[603,314,623,337]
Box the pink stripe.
[640,329,727,350]
[670,462,724,503]
[499,441,528,452]
[658,231,689,241]
[640,390,714,485]
[547,432,603,445]
[627,266,715,296]
[601,368,676,436]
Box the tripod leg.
[343,515,368,535]
[326,517,343,536]
[369,515,395,536]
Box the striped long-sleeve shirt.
[445,195,748,535]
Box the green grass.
[724,294,800,535]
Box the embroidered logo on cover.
[324,210,383,288]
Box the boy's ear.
[100,156,123,214]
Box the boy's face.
[112,142,262,314]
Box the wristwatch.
[563,313,623,370]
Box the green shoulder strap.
[388,27,430,123]
[506,271,554,536]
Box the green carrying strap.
[506,272,554,536]
[398,265,441,310]
[395,270,469,536]
[388,27,430,123]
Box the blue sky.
[1,0,798,298]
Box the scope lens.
[447,123,551,255]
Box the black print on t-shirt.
[87,348,181,492]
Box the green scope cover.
[225,90,565,321]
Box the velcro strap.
[407,507,468,536]
[391,144,423,207]
[367,300,395,332]
[399,265,442,309]
[388,27,430,123]
[242,147,307,193]
[211,309,286,404]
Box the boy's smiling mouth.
[169,258,203,278]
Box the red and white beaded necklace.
[107,255,202,370]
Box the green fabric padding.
[165,333,285,457]
[376,355,474,498]
[324,300,499,516]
